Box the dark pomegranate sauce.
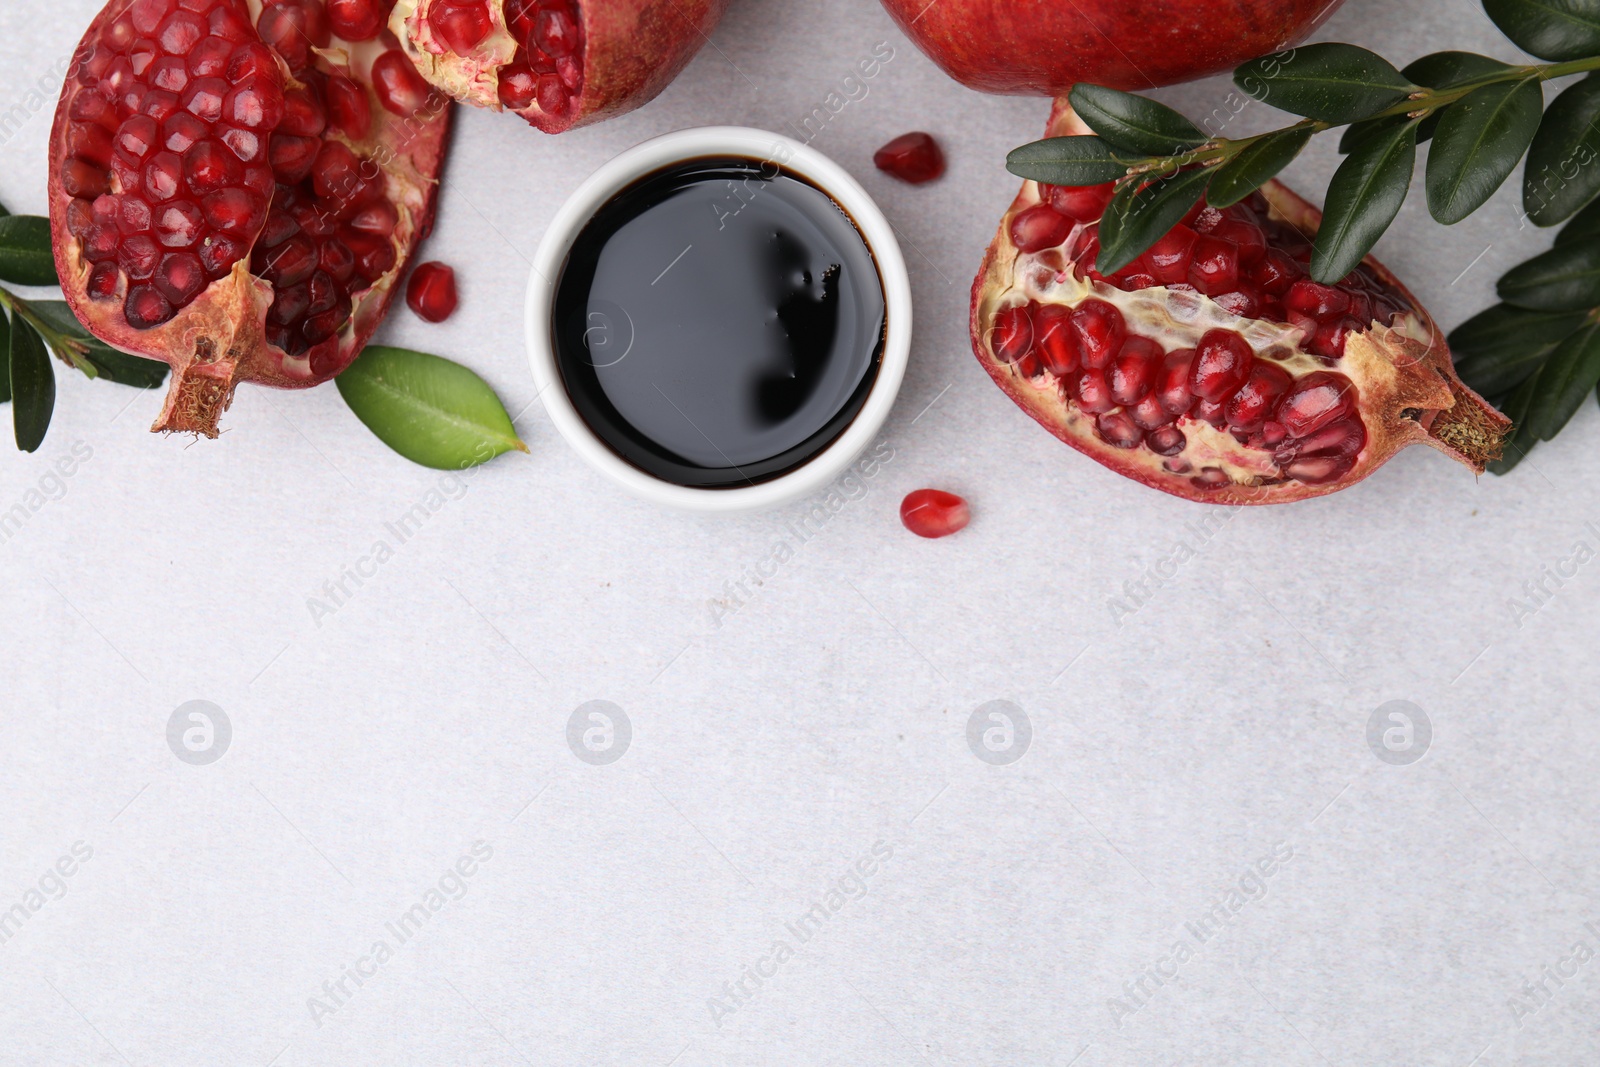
[552,157,886,488]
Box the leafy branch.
[1005,0,1600,475]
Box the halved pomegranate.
[971,101,1508,504]
[49,0,451,437]
[387,0,730,133]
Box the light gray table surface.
[2,0,1598,1063]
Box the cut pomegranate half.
[49,0,451,437]
[387,0,730,133]
[969,100,1509,504]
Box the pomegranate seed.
[347,231,397,279]
[1129,394,1174,430]
[535,3,580,55]
[873,132,945,184]
[328,0,384,39]
[203,187,264,234]
[227,42,277,84]
[1188,234,1239,295]
[1147,425,1186,456]
[158,10,207,54]
[991,303,1034,364]
[155,251,206,304]
[119,196,154,235]
[87,262,120,301]
[900,489,969,539]
[535,73,570,115]
[372,49,432,115]
[272,135,322,184]
[82,224,121,263]
[188,37,232,78]
[62,159,111,199]
[1108,336,1161,406]
[1192,398,1227,427]
[320,240,356,283]
[506,0,538,38]
[1033,304,1077,376]
[163,112,208,153]
[142,152,183,201]
[1044,183,1113,222]
[1284,279,1351,319]
[1223,360,1293,433]
[69,120,115,165]
[557,55,582,90]
[1212,289,1260,318]
[304,297,352,343]
[125,283,176,328]
[211,5,254,42]
[1095,410,1143,449]
[498,63,538,110]
[1069,299,1125,370]
[149,55,189,93]
[154,201,205,248]
[1009,203,1072,253]
[1247,248,1302,297]
[1292,417,1367,460]
[257,0,331,71]
[406,261,458,322]
[262,234,319,286]
[1275,371,1355,438]
[120,235,162,279]
[1144,225,1196,285]
[1213,217,1265,265]
[279,87,327,137]
[270,283,312,325]
[1284,453,1356,485]
[349,199,398,236]
[325,73,373,138]
[431,2,494,52]
[183,140,241,193]
[1073,368,1115,413]
[218,126,262,162]
[1189,205,1224,233]
[1308,316,1361,359]
[199,233,246,278]
[1189,330,1253,402]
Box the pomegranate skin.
[390,0,730,133]
[878,0,1346,93]
[969,100,1509,505]
[49,0,452,438]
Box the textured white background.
[2,0,1599,1063]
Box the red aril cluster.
[969,102,1507,504]
[874,132,946,184]
[391,0,729,133]
[51,0,450,436]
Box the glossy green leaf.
[1487,368,1543,473]
[1311,118,1418,284]
[28,300,168,387]
[1207,127,1313,206]
[1521,318,1600,439]
[1483,0,1600,61]
[1426,77,1543,224]
[1005,135,1131,187]
[0,308,10,405]
[1234,43,1416,123]
[337,345,527,470]
[1095,168,1212,275]
[10,316,54,452]
[0,201,10,218]
[1450,303,1590,394]
[1498,241,1600,309]
[1068,84,1208,156]
[1556,190,1600,245]
[1523,74,1600,225]
[0,216,58,287]
[1339,114,1419,154]
[1403,50,1517,89]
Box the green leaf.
[1005,135,1131,187]
[1426,76,1543,224]
[0,309,10,405]
[1556,190,1600,244]
[1234,43,1417,124]
[1483,0,1600,61]
[0,201,10,217]
[10,316,54,452]
[1340,114,1420,154]
[1498,241,1600,309]
[1450,303,1590,393]
[1521,318,1600,439]
[1311,118,1419,284]
[1523,74,1600,225]
[1488,369,1544,473]
[1403,50,1517,89]
[27,300,168,387]
[1095,168,1212,275]
[1067,84,1208,156]
[1207,127,1313,207]
[336,345,527,470]
[0,216,58,287]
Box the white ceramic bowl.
[526,126,911,513]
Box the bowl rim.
[525,125,912,513]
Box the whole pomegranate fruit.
[388,0,730,133]
[49,0,451,437]
[971,101,1508,504]
[877,0,1346,93]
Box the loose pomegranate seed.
[1069,299,1125,370]
[873,132,945,184]
[1189,329,1253,402]
[406,261,458,322]
[900,489,970,539]
[1009,203,1072,253]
